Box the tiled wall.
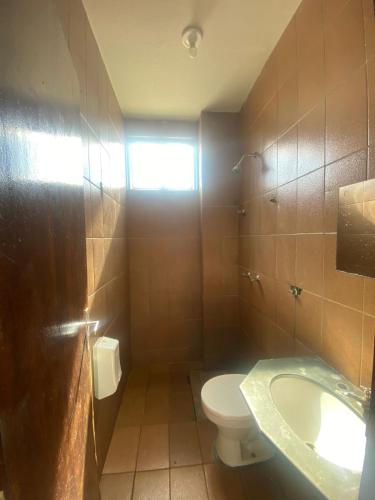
[56,0,129,470]
[127,190,203,365]
[239,0,375,386]
[200,112,242,368]
[125,119,202,365]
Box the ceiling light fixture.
[181,26,203,59]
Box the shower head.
[231,153,261,174]
[232,162,242,174]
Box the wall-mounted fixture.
[232,153,262,174]
[92,337,122,399]
[241,271,261,283]
[237,207,246,215]
[289,285,302,297]
[181,26,203,59]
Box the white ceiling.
[83,0,302,120]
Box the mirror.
[337,179,375,278]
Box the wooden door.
[0,0,99,498]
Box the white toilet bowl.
[201,374,274,467]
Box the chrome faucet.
[341,386,372,415]
[241,271,260,283]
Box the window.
[127,140,197,191]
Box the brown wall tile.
[262,318,295,357]
[363,0,375,61]
[296,0,325,115]
[295,234,324,294]
[277,181,297,234]
[326,66,368,164]
[261,97,278,152]
[322,301,362,384]
[277,126,298,186]
[200,113,241,368]
[361,315,375,386]
[297,168,325,233]
[275,236,296,283]
[275,281,296,335]
[297,101,325,176]
[296,292,323,353]
[262,142,278,192]
[324,0,366,91]
[58,0,130,479]
[239,0,374,383]
[260,193,277,234]
[90,183,104,238]
[256,236,276,277]
[364,278,375,316]
[368,56,375,150]
[324,234,364,310]
[278,77,299,136]
[276,17,297,89]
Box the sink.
[271,375,366,472]
[240,357,367,500]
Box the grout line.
[248,56,368,145]
[238,262,372,317]
[86,236,127,241]
[169,465,171,500]
[238,232,336,237]
[133,369,150,475]
[130,470,136,500]
[239,147,368,207]
[88,271,127,298]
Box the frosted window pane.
[128,141,196,190]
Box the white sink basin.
[240,357,367,499]
[271,375,366,472]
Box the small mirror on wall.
[337,178,375,278]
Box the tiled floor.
[100,364,323,500]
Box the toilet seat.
[201,374,252,428]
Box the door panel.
[0,0,98,498]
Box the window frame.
[125,136,199,192]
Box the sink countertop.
[240,356,365,500]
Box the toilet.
[201,374,274,467]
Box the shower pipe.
[232,152,262,174]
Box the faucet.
[241,271,260,283]
[341,386,372,417]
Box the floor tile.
[149,369,170,388]
[103,426,140,473]
[100,473,134,500]
[197,420,217,464]
[170,465,208,500]
[189,370,205,420]
[204,463,245,500]
[102,367,318,500]
[169,390,196,422]
[116,388,146,427]
[132,469,169,500]
[170,421,202,467]
[142,387,170,425]
[136,424,169,471]
[149,363,170,375]
[169,369,191,391]
[126,367,149,392]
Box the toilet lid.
[201,374,250,420]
